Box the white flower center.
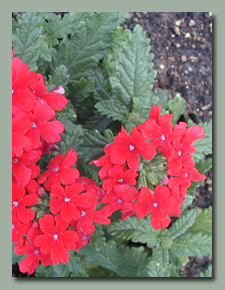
[129,145,135,151]
[52,166,60,172]
[153,202,158,208]
[13,201,19,207]
[118,179,124,183]
[64,197,70,202]
[31,122,37,128]
[117,199,123,204]
[53,234,58,240]
[12,224,15,229]
[178,151,182,156]
[161,134,166,141]
[81,210,86,216]
[34,250,39,255]
[12,158,18,163]
[184,173,188,178]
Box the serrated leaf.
[180,193,194,211]
[186,207,212,236]
[95,99,129,122]
[78,130,112,163]
[12,12,43,70]
[92,67,111,101]
[59,121,84,155]
[147,248,177,277]
[107,215,160,248]
[109,25,156,109]
[55,12,121,82]
[79,241,150,277]
[44,12,92,46]
[46,64,70,91]
[85,113,112,132]
[166,209,201,240]
[150,89,169,110]
[168,95,187,124]
[171,233,212,258]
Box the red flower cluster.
[12,52,110,274]
[91,105,206,230]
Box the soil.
[12,12,212,278]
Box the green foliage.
[170,233,212,258]
[79,241,150,277]
[107,215,160,248]
[165,209,201,240]
[168,95,187,124]
[186,207,212,236]
[190,119,212,162]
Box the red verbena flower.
[49,183,95,223]
[134,185,180,230]
[38,148,80,190]
[34,214,79,265]
[102,165,138,193]
[14,228,52,274]
[109,126,156,170]
[12,182,39,224]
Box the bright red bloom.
[102,184,139,218]
[12,217,31,245]
[90,144,114,180]
[12,57,37,112]
[73,205,112,235]
[134,185,180,230]
[12,182,39,224]
[34,214,79,265]
[25,99,64,150]
[12,112,32,157]
[12,150,42,186]
[109,126,156,170]
[14,228,52,274]
[49,183,96,222]
[38,148,80,191]
[168,166,206,201]
[29,74,68,111]
[102,165,138,193]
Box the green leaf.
[55,12,121,82]
[191,120,212,162]
[168,95,187,124]
[85,113,112,132]
[46,64,70,91]
[59,121,84,155]
[95,99,129,122]
[199,264,212,277]
[92,67,111,102]
[147,248,178,277]
[107,215,160,248]
[186,207,212,236]
[78,129,112,163]
[171,233,212,258]
[166,209,201,240]
[109,25,156,109]
[180,193,194,211]
[44,12,92,46]
[12,12,43,70]
[79,241,150,277]
[150,89,169,110]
